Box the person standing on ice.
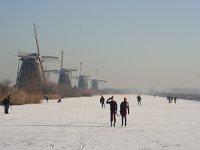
[174,97,177,103]
[106,96,117,127]
[57,98,62,103]
[1,94,11,114]
[120,97,130,126]
[46,95,49,103]
[137,95,142,106]
[100,95,105,108]
[167,96,170,103]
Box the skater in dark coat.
[106,96,117,127]
[167,96,171,103]
[174,97,177,103]
[100,95,105,108]
[57,98,62,103]
[46,95,49,103]
[1,94,11,114]
[137,95,142,106]
[120,97,130,126]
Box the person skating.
[120,97,130,126]
[100,95,105,108]
[106,96,117,127]
[137,95,142,106]
[46,95,49,103]
[57,98,62,103]
[167,96,171,103]
[1,94,11,114]
[170,96,174,103]
[174,97,177,103]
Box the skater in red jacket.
[120,97,129,126]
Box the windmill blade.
[65,68,77,72]
[43,69,59,73]
[17,50,31,57]
[70,76,79,79]
[41,56,59,62]
[87,78,108,82]
[59,68,77,73]
[97,80,108,82]
[18,52,38,60]
[83,75,90,79]
[17,50,37,57]
[33,23,40,58]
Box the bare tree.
[0,79,12,94]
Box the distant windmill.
[90,79,108,91]
[89,69,107,91]
[44,51,77,87]
[77,62,90,89]
[16,24,59,91]
[58,51,77,87]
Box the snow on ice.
[0,95,200,150]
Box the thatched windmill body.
[16,52,45,90]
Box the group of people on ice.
[100,95,130,127]
[2,93,179,128]
[167,96,177,103]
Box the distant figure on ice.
[170,96,174,103]
[137,95,142,106]
[46,95,49,103]
[167,96,170,103]
[120,97,130,126]
[57,98,62,103]
[100,95,105,108]
[174,97,177,103]
[106,96,118,127]
[1,94,11,114]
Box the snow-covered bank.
[0,95,200,150]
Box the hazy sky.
[1,0,200,89]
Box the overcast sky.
[0,0,200,89]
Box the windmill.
[15,24,58,91]
[58,51,77,87]
[44,51,77,87]
[77,62,90,89]
[90,79,108,91]
[89,69,108,91]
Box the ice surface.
[0,95,200,150]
